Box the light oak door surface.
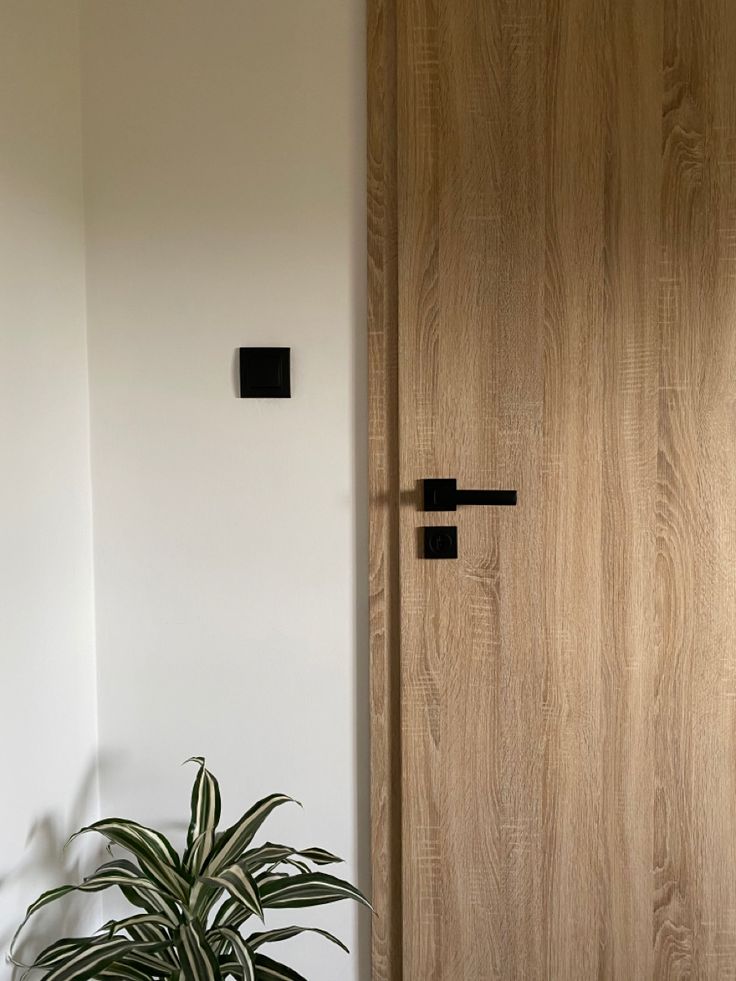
[368,0,736,978]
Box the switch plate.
[239,347,291,398]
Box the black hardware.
[239,347,291,398]
[423,478,517,511]
[423,526,458,560]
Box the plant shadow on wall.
[0,759,106,980]
[9,758,371,981]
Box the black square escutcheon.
[423,526,458,560]
[239,347,291,398]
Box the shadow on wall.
[0,759,104,980]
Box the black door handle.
[423,478,517,511]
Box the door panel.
[370,0,736,978]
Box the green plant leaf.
[99,964,156,981]
[201,795,297,877]
[11,861,175,956]
[70,818,190,901]
[293,847,343,866]
[240,844,295,875]
[211,897,243,929]
[26,936,94,970]
[200,864,263,920]
[94,923,178,973]
[247,925,348,954]
[177,921,222,981]
[95,859,182,925]
[124,947,180,975]
[254,953,308,981]
[99,912,173,938]
[122,918,170,943]
[259,872,371,911]
[190,796,294,917]
[220,961,243,980]
[184,757,222,875]
[238,842,343,877]
[13,763,367,981]
[212,927,255,981]
[280,859,310,875]
[42,936,134,981]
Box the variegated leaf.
[70,818,190,901]
[280,859,310,875]
[184,757,222,875]
[295,846,343,866]
[177,921,222,981]
[201,795,296,877]
[28,936,93,970]
[240,844,294,875]
[99,965,153,981]
[200,865,262,920]
[253,953,308,981]
[11,861,174,956]
[211,896,241,929]
[247,925,348,954]
[124,948,180,974]
[240,842,343,878]
[220,960,244,980]
[43,936,134,981]
[212,927,255,981]
[191,796,296,917]
[259,872,371,911]
[123,917,172,949]
[99,912,172,938]
[96,860,182,925]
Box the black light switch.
[239,347,291,398]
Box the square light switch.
[239,347,291,398]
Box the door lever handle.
[423,478,517,511]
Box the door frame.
[367,1,401,979]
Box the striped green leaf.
[70,818,190,901]
[212,927,255,981]
[201,795,297,877]
[240,843,342,875]
[95,921,178,973]
[99,964,155,981]
[259,872,371,911]
[43,936,134,981]
[124,947,180,975]
[177,921,222,981]
[30,936,93,970]
[184,757,222,875]
[190,797,293,917]
[13,762,367,981]
[254,953,308,981]
[220,960,244,980]
[94,860,182,925]
[123,918,171,947]
[240,844,295,874]
[247,925,348,954]
[211,897,243,930]
[99,912,173,938]
[11,861,173,955]
[200,864,263,920]
[280,859,310,875]
[295,847,343,866]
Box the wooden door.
[368,0,736,978]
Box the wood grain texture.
[655,0,736,975]
[368,0,402,979]
[370,0,736,977]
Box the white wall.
[0,1,99,973]
[80,3,368,979]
